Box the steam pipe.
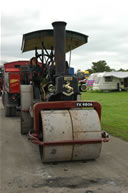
[52,21,67,75]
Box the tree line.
[77,60,128,74]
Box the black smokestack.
[52,21,67,75]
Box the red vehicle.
[0,67,3,96]
[2,61,30,116]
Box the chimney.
[52,21,67,75]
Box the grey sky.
[0,0,128,71]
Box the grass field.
[81,91,128,141]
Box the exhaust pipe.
[52,21,67,75]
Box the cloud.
[1,0,128,70]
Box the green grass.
[81,91,128,141]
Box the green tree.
[117,68,128,72]
[91,60,111,72]
[86,68,94,74]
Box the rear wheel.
[81,84,87,92]
[20,111,33,135]
[5,106,16,117]
[11,107,16,116]
[5,106,11,117]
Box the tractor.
[77,70,89,92]
[2,61,30,116]
[20,21,109,162]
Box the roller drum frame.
[28,101,109,162]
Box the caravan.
[87,72,128,91]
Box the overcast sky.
[0,0,128,71]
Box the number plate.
[76,102,93,107]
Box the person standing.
[29,57,41,99]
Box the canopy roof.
[104,72,128,79]
[21,29,88,53]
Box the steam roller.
[20,21,109,163]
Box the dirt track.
[0,97,128,193]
